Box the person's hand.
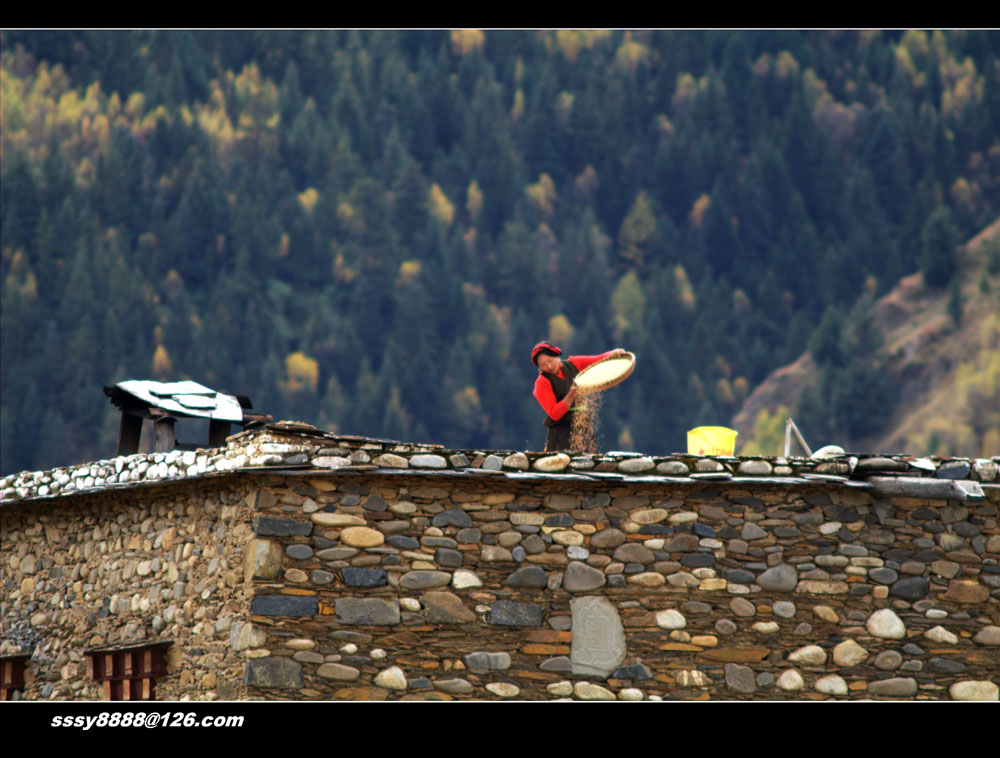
[612,348,627,358]
[566,381,579,403]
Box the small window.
[0,655,30,701]
[85,642,170,701]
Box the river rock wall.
[2,428,998,701]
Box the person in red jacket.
[531,342,626,452]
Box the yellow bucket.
[687,426,738,456]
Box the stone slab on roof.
[2,424,997,505]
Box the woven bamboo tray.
[574,352,636,392]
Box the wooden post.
[153,416,176,452]
[116,412,143,456]
[208,419,231,447]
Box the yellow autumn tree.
[428,183,455,227]
[466,180,483,223]
[611,270,646,339]
[526,173,557,217]
[548,314,574,347]
[298,187,319,215]
[451,30,485,55]
[153,345,173,379]
[281,351,319,394]
[618,191,657,266]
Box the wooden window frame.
[85,642,170,701]
[0,655,30,701]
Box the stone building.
[2,423,998,700]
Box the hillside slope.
[732,218,1000,458]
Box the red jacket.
[533,352,614,422]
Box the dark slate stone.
[382,555,401,566]
[311,536,337,549]
[544,514,575,527]
[885,549,913,562]
[914,550,943,563]
[253,516,312,537]
[823,505,861,523]
[693,523,715,538]
[251,595,318,617]
[512,546,526,563]
[902,643,925,656]
[848,583,872,596]
[342,568,388,587]
[726,569,756,584]
[284,453,309,465]
[409,677,432,690]
[683,601,713,614]
[857,457,908,473]
[924,522,945,534]
[246,658,303,689]
[935,461,971,479]
[680,553,715,568]
[362,494,388,511]
[311,569,335,584]
[774,528,801,538]
[983,565,1000,575]
[731,497,764,509]
[724,663,757,694]
[869,568,898,585]
[539,656,572,673]
[504,566,548,588]
[320,504,337,513]
[639,525,672,535]
[927,657,966,674]
[890,577,930,601]
[804,492,832,507]
[339,494,361,506]
[341,656,371,667]
[507,501,541,512]
[624,562,645,573]
[386,536,419,550]
[910,508,938,521]
[286,544,313,560]
[583,493,611,509]
[837,528,857,543]
[431,508,473,528]
[717,526,740,540]
[335,598,400,625]
[792,513,824,525]
[488,600,543,627]
[456,528,482,543]
[338,484,369,495]
[423,536,457,549]
[435,548,463,568]
[611,663,652,680]
[607,574,626,587]
[953,522,980,538]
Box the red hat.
[531,342,561,365]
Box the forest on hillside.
[2,30,999,474]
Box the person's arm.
[568,348,627,372]
[533,375,577,422]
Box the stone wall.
[237,472,1000,701]
[1,480,256,701]
[2,427,998,701]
